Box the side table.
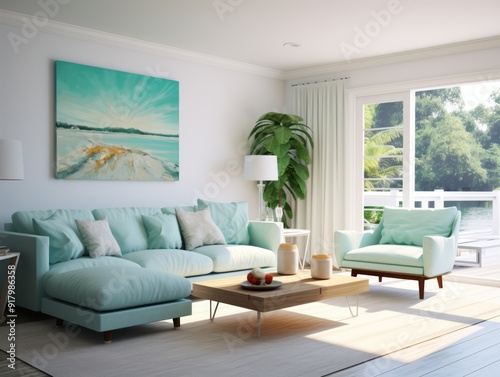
[0,251,20,322]
[283,228,311,269]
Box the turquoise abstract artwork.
[55,61,179,181]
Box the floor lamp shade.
[0,139,24,180]
[243,155,278,181]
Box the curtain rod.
[291,76,350,87]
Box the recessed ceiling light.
[283,42,302,48]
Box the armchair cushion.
[379,207,457,247]
[344,244,423,267]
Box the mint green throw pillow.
[142,213,182,249]
[33,212,86,264]
[380,207,457,247]
[197,199,250,244]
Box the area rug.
[2,276,500,377]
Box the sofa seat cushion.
[122,249,214,277]
[344,244,423,267]
[46,256,139,274]
[192,245,276,273]
[42,263,192,311]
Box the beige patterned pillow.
[75,218,121,258]
[175,207,226,250]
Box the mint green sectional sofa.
[0,200,281,342]
[334,207,461,299]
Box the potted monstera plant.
[248,112,314,227]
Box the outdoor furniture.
[334,207,461,299]
[456,237,500,267]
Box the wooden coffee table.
[191,271,369,337]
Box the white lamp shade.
[0,139,24,180]
[244,155,278,181]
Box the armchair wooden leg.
[418,278,425,300]
[437,275,443,289]
[173,317,181,328]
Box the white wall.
[0,23,285,227]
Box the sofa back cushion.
[12,210,57,234]
[92,207,161,254]
[13,209,95,235]
[379,206,458,247]
[14,209,94,264]
[33,212,85,264]
[197,199,250,245]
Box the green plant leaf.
[274,127,293,144]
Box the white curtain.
[292,80,347,264]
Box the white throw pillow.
[175,207,226,250]
[75,218,121,258]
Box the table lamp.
[243,155,278,221]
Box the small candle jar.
[277,243,298,275]
[311,254,332,279]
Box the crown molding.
[0,10,286,81]
[284,36,500,81]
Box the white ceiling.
[1,0,500,73]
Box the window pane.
[364,101,404,215]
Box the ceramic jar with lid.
[311,254,332,279]
[277,243,298,275]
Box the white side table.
[283,229,311,269]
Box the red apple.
[265,274,273,284]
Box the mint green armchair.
[334,207,461,299]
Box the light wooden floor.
[2,312,500,377]
[329,315,500,376]
[330,248,500,376]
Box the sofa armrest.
[247,221,282,254]
[334,230,379,268]
[0,231,50,311]
[422,235,457,277]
